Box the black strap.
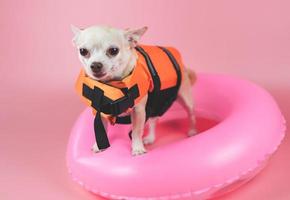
[135,46,161,90]
[115,115,131,124]
[135,46,161,118]
[151,46,182,116]
[83,84,110,150]
[94,111,110,150]
[158,46,182,90]
[82,83,140,149]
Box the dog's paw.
[188,128,197,137]
[143,134,155,145]
[91,143,101,153]
[132,142,147,156]
[132,147,147,156]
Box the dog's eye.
[80,48,89,57]
[106,47,119,57]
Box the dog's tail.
[186,68,197,85]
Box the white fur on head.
[71,25,147,83]
[124,26,148,47]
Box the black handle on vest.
[82,84,110,150]
[94,111,110,150]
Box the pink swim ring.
[67,73,286,199]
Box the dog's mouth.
[93,72,107,78]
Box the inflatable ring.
[67,74,286,200]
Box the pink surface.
[1,0,290,200]
[67,74,285,199]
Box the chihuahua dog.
[71,25,197,156]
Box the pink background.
[1,0,289,199]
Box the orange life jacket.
[75,45,184,150]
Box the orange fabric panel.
[140,45,184,90]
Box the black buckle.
[102,84,139,115]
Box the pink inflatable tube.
[67,74,286,200]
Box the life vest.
[75,45,184,150]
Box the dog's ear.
[124,26,148,47]
[71,25,82,45]
[71,24,82,35]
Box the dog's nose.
[90,62,103,73]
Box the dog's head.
[71,25,147,82]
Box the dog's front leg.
[131,95,148,156]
